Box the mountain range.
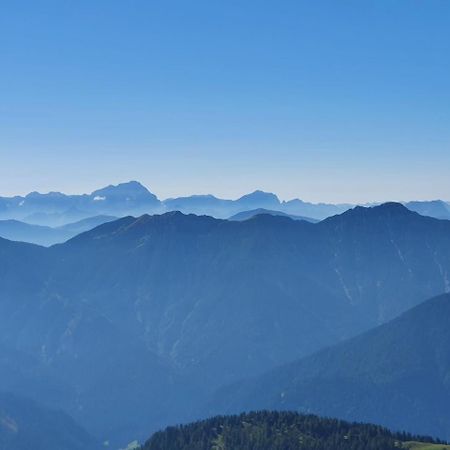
[2,202,450,446]
[1,181,449,228]
[0,215,117,246]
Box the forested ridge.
[142,411,447,450]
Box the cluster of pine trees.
[142,411,446,450]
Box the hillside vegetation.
[143,411,447,450]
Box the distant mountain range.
[405,200,450,220]
[0,215,117,246]
[0,181,160,227]
[1,181,449,227]
[209,293,450,440]
[2,203,450,446]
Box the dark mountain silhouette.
[2,204,450,444]
[228,208,318,222]
[209,293,450,440]
[0,392,99,450]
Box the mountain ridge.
[2,203,450,444]
[2,181,449,226]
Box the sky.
[1,0,449,203]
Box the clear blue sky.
[1,0,449,202]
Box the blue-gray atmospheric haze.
[1,0,449,202]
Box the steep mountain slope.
[317,202,450,321]
[2,204,450,444]
[143,411,447,450]
[47,204,450,385]
[0,237,193,447]
[228,208,318,222]
[0,392,99,450]
[210,293,450,440]
[50,212,354,386]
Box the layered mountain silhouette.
[209,293,450,440]
[0,181,161,226]
[1,181,449,229]
[1,203,450,445]
[405,200,450,220]
[0,215,117,246]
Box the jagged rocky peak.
[90,181,158,201]
[237,190,281,206]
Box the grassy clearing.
[403,442,450,450]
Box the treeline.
[142,410,447,450]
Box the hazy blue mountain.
[51,212,354,387]
[235,190,281,210]
[2,204,450,444]
[162,195,234,218]
[2,180,449,223]
[40,204,450,383]
[162,190,352,219]
[0,215,118,246]
[20,208,90,227]
[57,215,118,233]
[228,208,318,222]
[0,392,99,450]
[88,181,161,216]
[0,342,76,413]
[0,181,162,226]
[0,236,194,447]
[280,198,352,220]
[209,293,450,440]
[162,190,283,218]
[0,220,59,246]
[405,200,450,220]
